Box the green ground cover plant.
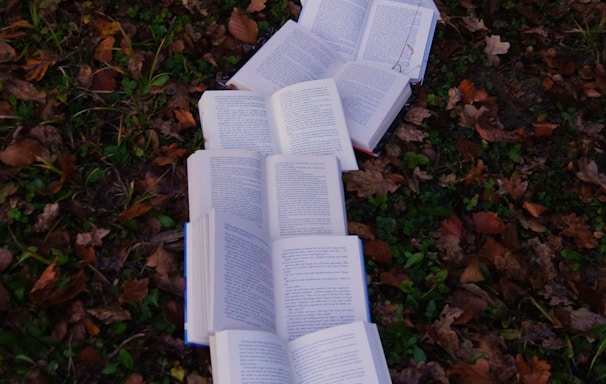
[0,0,605,382]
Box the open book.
[187,150,347,240]
[210,321,391,384]
[185,211,370,346]
[198,79,358,171]
[226,20,413,154]
[298,0,438,82]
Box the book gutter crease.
[185,1,439,383]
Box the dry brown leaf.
[364,239,393,263]
[228,8,258,44]
[342,170,400,197]
[125,373,145,384]
[379,267,409,288]
[5,78,47,103]
[475,122,524,143]
[93,17,121,36]
[441,216,463,239]
[485,35,510,66]
[461,15,487,32]
[460,258,485,283]
[146,243,178,276]
[247,0,267,12]
[448,359,498,384]
[404,106,432,125]
[515,354,551,384]
[0,248,13,273]
[0,41,17,62]
[428,305,463,357]
[458,79,488,104]
[119,203,152,223]
[33,203,59,232]
[396,123,428,142]
[532,122,558,137]
[576,158,606,191]
[94,36,115,63]
[77,345,103,373]
[87,306,132,324]
[29,261,61,304]
[92,69,117,93]
[559,213,599,249]
[446,87,461,110]
[119,278,150,305]
[22,51,57,81]
[174,108,196,129]
[522,201,547,218]
[0,138,47,167]
[347,221,375,240]
[500,172,528,200]
[473,211,505,234]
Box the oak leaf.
[342,169,400,197]
[0,138,47,167]
[247,0,267,12]
[396,123,428,142]
[228,8,258,44]
[485,35,510,66]
[473,211,505,234]
[461,15,487,32]
[404,106,431,125]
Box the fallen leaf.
[228,8,258,44]
[5,78,47,103]
[576,158,606,191]
[87,306,132,324]
[515,354,551,384]
[460,257,485,283]
[22,51,57,81]
[33,203,59,232]
[119,203,152,223]
[0,138,47,167]
[475,122,524,143]
[125,373,145,384]
[446,87,461,110]
[473,211,505,234]
[522,201,547,218]
[119,278,149,305]
[342,170,400,197]
[461,14,487,32]
[500,172,528,200]
[404,106,432,125]
[94,36,115,63]
[146,243,178,276]
[29,261,61,305]
[364,239,393,263]
[532,122,558,137]
[448,359,498,384]
[485,35,510,66]
[77,345,103,373]
[347,221,375,240]
[173,108,196,129]
[428,304,463,357]
[0,248,13,273]
[247,0,267,12]
[93,17,121,36]
[458,79,488,104]
[558,213,599,249]
[396,123,429,142]
[441,216,463,239]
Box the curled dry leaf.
[228,8,258,44]
[473,211,505,234]
[404,106,431,125]
[396,123,429,142]
[22,51,57,81]
[522,201,547,218]
[460,257,485,283]
[446,86,461,110]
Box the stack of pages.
[185,1,440,382]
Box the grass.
[1,0,606,383]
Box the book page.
[265,155,347,240]
[271,79,358,171]
[187,150,267,229]
[211,211,276,333]
[287,322,389,384]
[199,91,279,156]
[272,236,369,341]
[227,20,344,96]
[332,61,411,150]
[297,0,370,60]
[357,1,434,81]
[211,330,295,384]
